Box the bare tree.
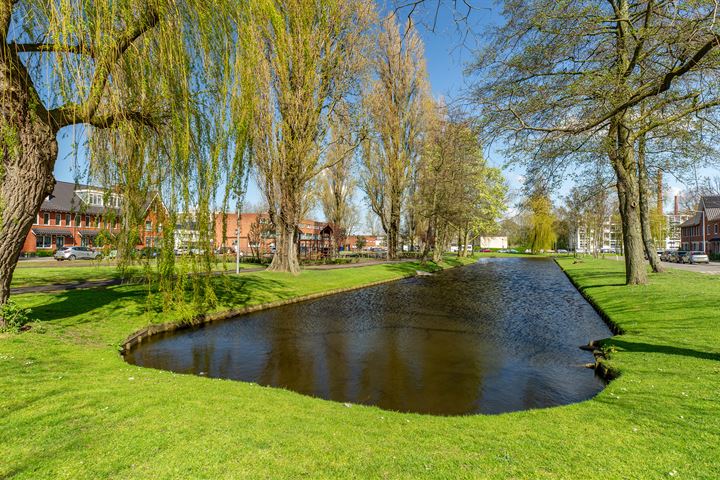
[470,0,720,284]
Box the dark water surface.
[125,258,612,415]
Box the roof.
[31,228,73,236]
[41,181,159,215]
[680,213,702,228]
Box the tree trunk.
[0,42,59,320]
[637,133,663,273]
[267,221,300,274]
[610,119,648,285]
[387,197,400,260]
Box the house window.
[95,216,100,228]
[36,235,52,249]
[66,214,71,226]
[715,224,718,234]
[56,236,64,248]
[55,213,61,225]
[85,215,90,227]
[145,220,152,231]
[75,215,81,226]
[43,213,50,225]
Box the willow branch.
[49,9,160,129]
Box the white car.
[688,251,710,264]
[54,246,102,261]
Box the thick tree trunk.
[1,40,59,319]
[267,220,300,274]
[637,134,663,273]
[610,120,648,285]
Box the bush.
[0,301,34,333]
[36,250,54,257]
[710,253,720,262]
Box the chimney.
[674,195,679,216]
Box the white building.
[477,236,508,249]
[569,219,622,254]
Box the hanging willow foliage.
[0,0,256,317]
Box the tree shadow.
[607,338,720,362]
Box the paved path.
[660,261,720,274]
[10,259,417,295]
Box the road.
[660,261,720,274]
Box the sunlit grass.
[1,256,718,478]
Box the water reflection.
[125,258,612,415]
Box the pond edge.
[553,258,622,381]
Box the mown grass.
[1,256,719,478]
[10,259,260,288]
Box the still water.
[124,258,612,415]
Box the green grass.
[11,259,260,288]
[1,256,719,478]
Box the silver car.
[688,251,710,264]
[54,246,102,261]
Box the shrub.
[0,301,34,333]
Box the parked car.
[557,249,568,254]
[660,250,675,262]
[215,246,236,255]
[138,247,161,259]
[174,247,189,256]
[674,251,689,263]
[54,246,102,261]
[481,248,492,253]
[688,251,710,264]
[509,249,519,253]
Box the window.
[95,216,100,228]
[66,214,71,226]
[145,220,152,232]
[716,224,719,234]
[43,213,50,225]
[56,236,64,248]
[75,215,81,227]
[36,235,52,249]
[85,215,90,227]
[55,213,61,225]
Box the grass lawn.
[10,259,261,288]
[1,256,719,478]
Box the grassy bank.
[10,260,261,288]
[1,256,719,478]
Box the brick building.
[679,195,720,255]
[21,181,164,256]
[213,213,329,256]
[213,213,387,256]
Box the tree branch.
[11,41,94,56]
[507,33,720,135]
[49,9,160,129]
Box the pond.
[124,258,612,415]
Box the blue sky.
[51,2,713,226]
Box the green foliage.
[528,191,557,253]
[0,300,33,333]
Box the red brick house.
[213,213,329,256]
[679,195,720,255]
[21,181,164,256]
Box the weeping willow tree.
[528,191,557,254]
[0,0,256,319]
[250,0,374,274]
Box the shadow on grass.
[608,338,720,362]
[30,274,291,325]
